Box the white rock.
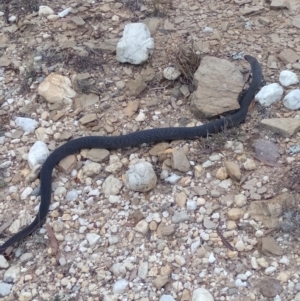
[111,263,126,277]
[135,111,146,122]
[208,253,216,263]
[160,295,176,301]
[27,141,49,169]
[134,219,149,234]
[209,154,221,162]
[3,266,21,283]
[86,233,101,246]
[236,274,247,280]
[192,288,214,301]
[172,281,183,291]
[116,23,154,65]
[265,266,276,275]
[202,160,213,168]
[125,161,157,192]
[103,296,118,301]
[160,169,169,179]
[235,278,247,287]
[38,5,54,16]
[164,173,181,184]
[105,162,123,174]
[257,257,269,268]
[163,67,181,80]
[218,179,232,189]
[295,293,300,301]
[47,14,59,21]
[138,262,148,279]
[255,230,263,237]
[66,190,78,201]
[212,213,219,219]
[283,89,300,110]
[111,155,121,164]
[0,283,12,297]
[187,199,197,211]
[110,225,118,233]
[279,256,290,266]
[235,240,245,251]
[83,161,102,176]
[224,141,244,153]
[54,186,66,196]
[109,195,120,204]
[251,257,258,269]
[0,255,9,268]
[203,27,213,33]
[8,16,16,22]
[102,175,123,196]
[191,240,201,253]
[234,194,247,207]
[200,232,210,241]
[279,70,299,87]
[108,236,119,245]
[58,7,71,17]
[174,255,186,266]
[21,187,33,200]
[112,279,129,294]
[243,158,256,170]
[15,117,38,133]
[51,220,65,232]
[19,291,32,301]
[255,83,283,107]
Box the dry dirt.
[1,0,300,301]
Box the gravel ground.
[1,0,300,301]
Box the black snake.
[0,55,262,254]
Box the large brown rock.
[190,56,244,118]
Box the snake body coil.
[0,55,262,253]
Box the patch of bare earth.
[0,0,300,301]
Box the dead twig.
[216,226,236,251]
[46,223,59,258]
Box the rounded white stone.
[125,161,157,192]
[15,117,38,133]
[86,233,101,246]
[134,219,149,234]
[0,255,9,268]
[265,266,276,275]
[255,83,283,107]
[39,5,54,16]
[27,141,49,169]
[112,279,129,294]
[234,194,247,207]
[279,70,299,87]
[208,252,216,263]
[283,89,300,110]
[192,288,214,301]
[235,240,245,251]
[111,263,126,277]
[187,199,197,211]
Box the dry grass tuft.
[170,43,202,91]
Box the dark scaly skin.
[0,55,262,254]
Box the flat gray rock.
[260,118,300,137]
